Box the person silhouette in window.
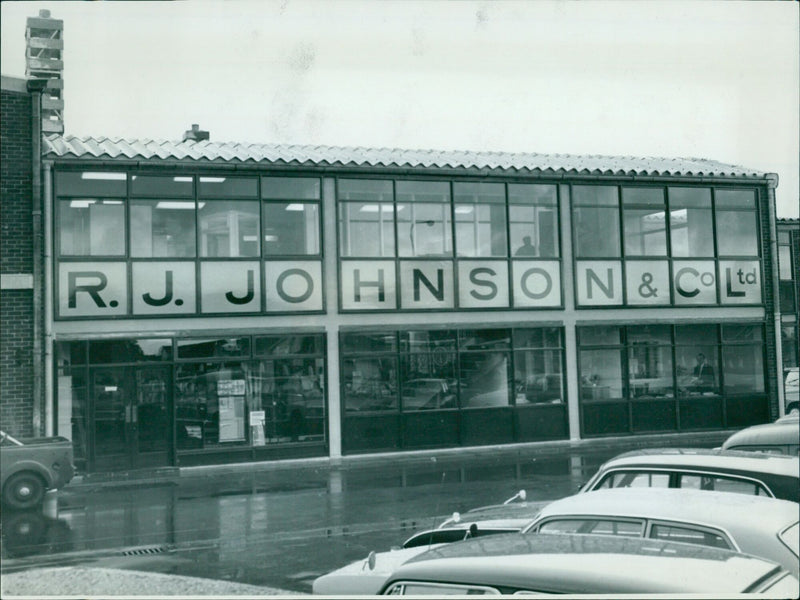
[515,235,537,256]
[691,353,715,393]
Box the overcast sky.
[2,0,798,217]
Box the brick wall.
[1,85,36,436]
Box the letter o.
[276,269,313,304]
[700,272,715,287]
[520,268,552,300]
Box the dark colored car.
[581,447,799,501]
[379,533,800,595]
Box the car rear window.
[649,523,731,549]
[537,518,644,537]
[677,474,770,496]
[779,522,799,557]
[596,471,670,489]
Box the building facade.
[21,134,784,474]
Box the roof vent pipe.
[183,123,209,142]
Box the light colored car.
[786,367,799,413]
[581,447,800,501]
[379,532,800,595]
[722,414,799,455]
[520,487,799,576]
[312,490,546,595]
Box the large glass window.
[675,324,720,396]
[622,187,667,256]
[668,187,714,257]
[573,186,620,258]
[199,200,260,257]
[130,200,196,257]
[262,176,321,256]
[338,179,395,257]
[399,330,457,411]
[715,190,758,257]
[627,326,674,399]
[454,182,507,257]
[509,184,559,258]
[397,181,452,257]
[513,328,564,405]
[59,199,126,256]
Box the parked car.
[520,487,799,576]
[0,430,74,509]
[722,414,799,455]
[581,447,799,501]
[379,532,799,595]
[312,490,546,595]
[785,367,799,413]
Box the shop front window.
[342,357,398,411]
[513,328,564,405]
[627,326,674,399]
[55,362,88,472]
[399,330,457,411]
[675,325,720,396]
[580,348,624,401]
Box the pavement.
[1,567,299,597]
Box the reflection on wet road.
[1,442,716,593]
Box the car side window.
[595,471,670,489]
[649,523,731,549]
[537,518,644,537]
[678,474,769,496]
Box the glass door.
[91,367,172,472]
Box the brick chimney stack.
[183,124,210,142]
[26,9,64,133]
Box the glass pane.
[89,339,172,363]
[780,282,796,313]
[675,324,718,345]
[676,346,719,396]
[254,335,324,356]
[669,187,711,208]
[510,205,559,257]
[199,176,257,198]
[627,325,671,344]
[397,203,452,257]
[338,202,395,257]
[59,200,126,256]
[341,332,397,354]
[622,187,665,206]
[650,524,729,549]
[56,367,88,471]
[263,202,319,255]
[453,182,505,203]
[57,341,87,365]
[678,474,762,496]
[574,206,620,257]
[580,349,623,401]
[337,179,393,201]
[721,324,762,342]
[598,471,670,488]
[782,325,798,369]
[455,203,507,257]
[176,362,252,449]
[514,349,563,404]
[396,180,450,203]
[513,328,562,349]
[578,326,621,346]
[199,200,260,257]
[400,366,457,411]
[722,345,764,394]
[342,357,397,411]
[399,330,457,353]
[177,337,250,359]
[629,344,674,398]
[130,200,196,257]
[779,246,793,280]
[262,176,320,200]
[508,184,557,205]
[459,329,510,350]
[573,185,618,206]
[623,208,667,256]
[716,189,755,209]
[55,171,126,197]
[670,206,714,257]
[539,519,643,537]
[716,211,758,256]
[249,358,325,443]
[131,175,193,197]
[458,351,510,408]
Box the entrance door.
[91,366,172,472]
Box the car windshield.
[779,522,799,557]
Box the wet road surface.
[1,435,725,594]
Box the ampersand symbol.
[638,273,658,298]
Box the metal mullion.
[710,188,721,305]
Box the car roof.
[529,488,799,533]
[722,419,800,449]
[600,447,799,476]
[389,533,789,594]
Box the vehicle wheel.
[3,472,46,509]
[786,402,799,414]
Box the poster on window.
[218,396,245,442]
[249,410,266,446]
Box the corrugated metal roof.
[43,134,770,180]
